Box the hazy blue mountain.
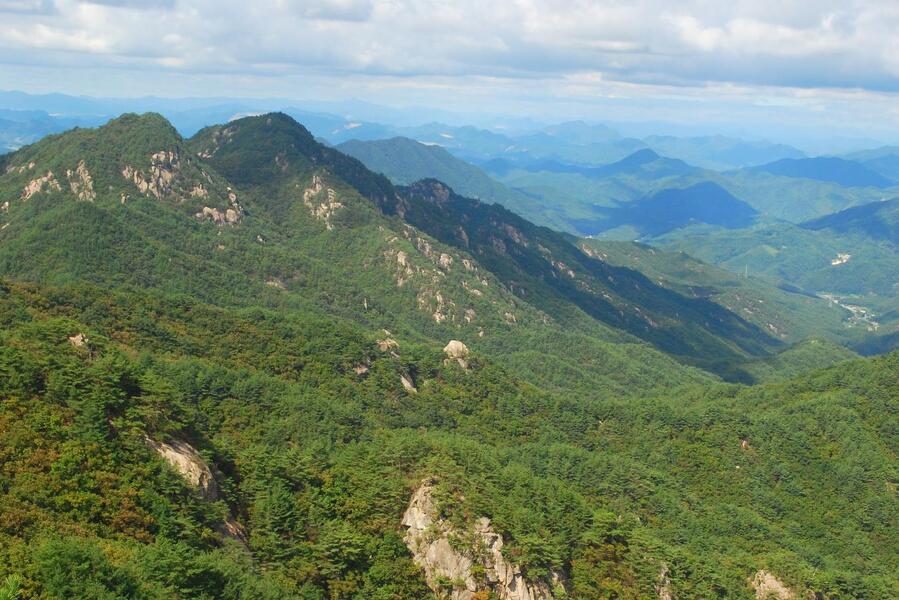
[586,148,699,179]
[542,120,622,144]
[751,156,893,188]
[615,181,758,236]
[843,145,899,161]
[644,135,806,170]
[803,197,899,242]
[0,108,107,153]
[857,154,899,183]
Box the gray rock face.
[402,482,565,600]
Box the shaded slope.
[189,114,786,374]
[578,239,854,347]
[618,181,757,236]
[389,179,781,373]
[802,197,899,242]
[751,157,893,188]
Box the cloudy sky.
[2,0,899,143]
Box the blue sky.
[2,0,899,145]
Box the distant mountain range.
[751,157,894,188]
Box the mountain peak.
[622,147,660,163]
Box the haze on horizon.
[2,0,899,149]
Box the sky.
[2,0,899,146]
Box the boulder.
[444,340,470,368]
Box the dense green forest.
[0,113,896,599]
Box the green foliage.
[0,575,22,600]
[0,113,896,599]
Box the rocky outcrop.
[443,340,470,368]
[145,436,248,545]
[146,437,219,500]
[750,571,794,600]
[6,161,35,174]
[122,150,180,199]
[302,174,343,230]
[67,332,88,348]
[195,186,244,226]
[400,374,418,394]
[402,482,565,600]
[657,564,674,600]
[376,334,399,353]
[21,171,61,200]
[195,206,241,225]
[66,160,96,201]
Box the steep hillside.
[0,279,896,599]
[578,239,857,350]
[0,113,897,599]
[335,136,565,230]
[0,114,726,401]
[186,114,791,375]
[802,197,899,242]
[751,157,894,188]
[387,179,787,372]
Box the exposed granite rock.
[6,161,35,174]
[67,332,88,348]
[402,482,565,600]
[21,170,61,200]
[66,160,96,201]
[195,206,241,225]
[377,336,399,352]
[657,564,674,600]
[145,436,248,546]
[302,174,343,230]
[443,340,470,368]
[400,374,418,394]
[750,571,794,600]
[145,437,219,500]
[122,150,179,199]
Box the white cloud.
[0,0,898,138]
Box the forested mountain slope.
[0,113,897,599]
[751,157,893,188]
[0,113,722,397]
[578,239,861,351]
[803,197,899,242]
[188,113,784,375]
[0,279,897,599]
